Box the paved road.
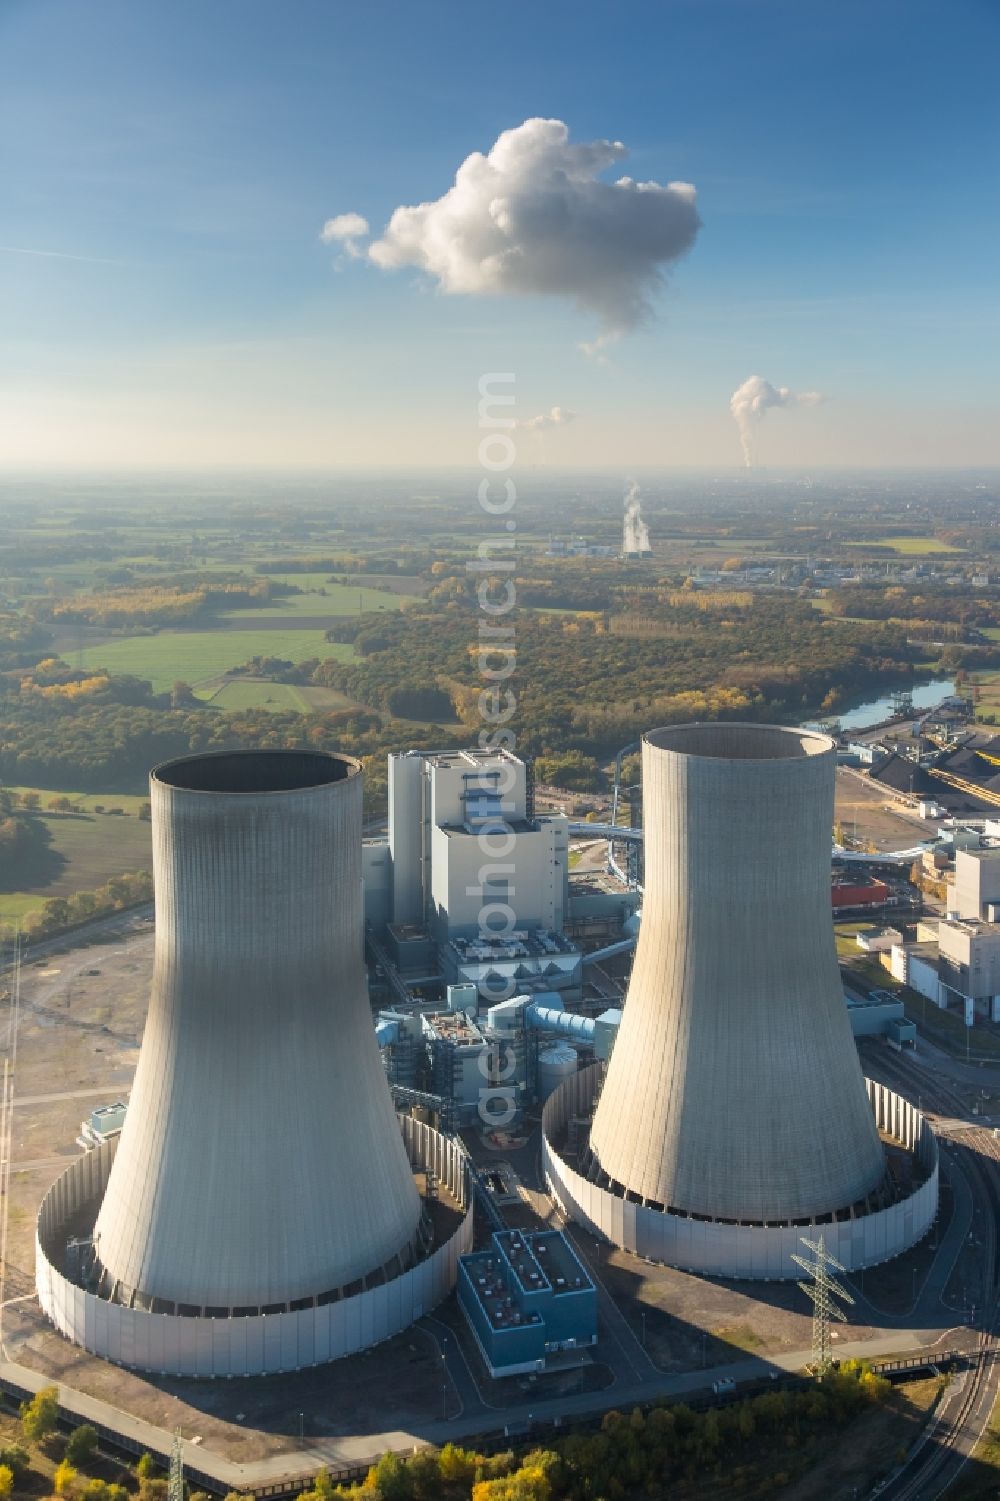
[844,1139,973,1327]
[13,1085,130,1110]
[0,908,152,978]
[0,1326,968,1494]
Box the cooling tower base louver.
[37,1117,473,1376]
[543,1066,938,1279]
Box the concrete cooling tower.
[592,723,885,1222]
[36,750,473,1376]
[542,722,939,1278]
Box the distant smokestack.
[622,479,651,556]
[730,375,824,468]
[91,749,421,1315]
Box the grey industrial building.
[387,747,570,939]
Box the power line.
[791,1232,855,1373]
[168,1428,184,1501]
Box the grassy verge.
[901,984,1000,1060]
[835,921,887,960]
[710,1323,767,1353]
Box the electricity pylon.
[168,1429,184,1501]
[791,1232,855,1373]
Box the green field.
[6,785,150,815]
[202,680,312,712]
[844,536,965,555]
[973,667,1000,720]
[835,920,884,959]
[199,679,360,713]
[0,810,152,927]
[76,630,355,693]
[223,578,409,619]
[0,891,45,925]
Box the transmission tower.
[168,1429,184,1501]
[791,1232,855,1373]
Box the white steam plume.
[514,405,576,432]
[623,479,650,555]
[730,375,824,467]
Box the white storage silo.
[537,1043,578,1102]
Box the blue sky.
[1,0,997,468]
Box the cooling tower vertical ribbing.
[588,724,885,1224]
[91,750,421,1313]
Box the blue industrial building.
[457,1228,597,1377]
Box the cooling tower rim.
[151,747,362,796]
[643,721,835,763]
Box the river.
[831,677,957,732]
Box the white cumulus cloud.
[730,375,825,467]
[320,213,370,258]
[357,118,700,335]
[515,405,577,432]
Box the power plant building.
[951,848,1000,921]
[457,1229,597,1377]
[387,748,570,939]
[543,723,938,1278]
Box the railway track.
[865,1047,1000,1498]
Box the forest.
[0,591,920,805]
[304,1362,896,1501]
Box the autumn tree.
[20,1384,59,1443]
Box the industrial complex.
[33,725,943,1386]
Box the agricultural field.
[75,629,355,693]
[844,536,965,554]
[221,577,411,618]
[0,808,151,928]
[972,667,1000,720]
[199,679,359,713]
[5,786,150,816]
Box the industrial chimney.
[91,749,422,1315]
[588,723,886,1225]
